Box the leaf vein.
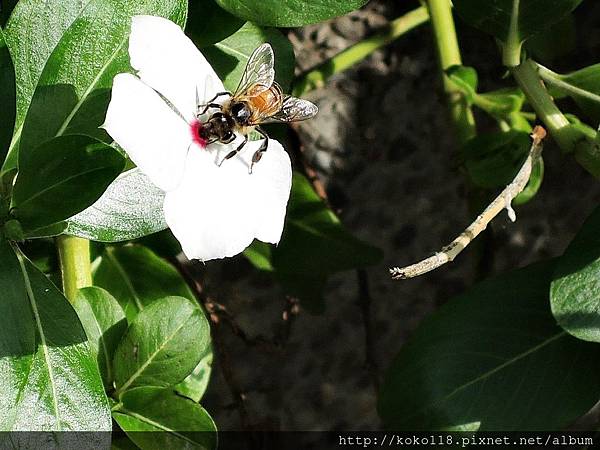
[117,318,190,394]
[14,246,61,430]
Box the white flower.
[103,15,292,261]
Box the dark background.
[197,0,600,431]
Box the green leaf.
[186,0,244,47]
[16,0,187,167]
[378,261,600,431]
[525,14,576,64]
[575,137,600,181]
[175,345,213,402]
[66,168,167,242]
[0,240,110,430]
[113,387,216,450]
[447,66,526,126]
[0,28,15,162]
[11,134,125,232]
[24,221,69,240]
[551,205,600,342]
[475,88,525,118]
[134,229,182,260]
[447,65,478,104]
[215,0,368,27]
[243,241,274,272]
[245,172,382,312]
[447,66,525,119]
[203,22,295,92]
[113,296,210,394]
[545,64,600,124]
[93,244,194,322]
[461,131,531,189]
[2,218,23,241]
[275,172,384,274]
[72,286,127,388]
[453,0,583,66]
[513,156,543,205]
[507,111,533,133]
[3,0,93,170]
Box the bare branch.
[390,126,547,280]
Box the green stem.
[57,235,92,302]
[512,60,600,177]
[426,0,476,144]
[502,0,523,67]
[292,6,429,97]
[510,60,579,152]
[535,63,600,105]
[427,0,486,279]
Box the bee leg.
[218,135,248,167]
[197,90,232,114]
[249,127,269,174]
[198,103,223,116]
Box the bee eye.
[232,103,243,115]
[223,131,234,141]
[232,102,250,120]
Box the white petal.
[129,15,225,121]
[104,73,191,191]
[245,140,293,244]
[163,139,292,261]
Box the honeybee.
[196,43,318,172]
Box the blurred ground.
[200,0,600,432]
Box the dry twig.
[390,126,547,280]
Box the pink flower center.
[190,119,208,148]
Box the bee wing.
[263,96,318,123]
[233,43,275,97]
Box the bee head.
[207,112,236,144]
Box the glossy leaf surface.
[453,0,583,45]
[453,0,582,65]
[114,387,216,449]
[0,240,110,431]
[215,0,368,27]
[3,0,91,154]
[16,0,187,166]
[113,296,209,393]
[461,131,530,189]
[93,244,194,321]
[186,0,244,47]
[379,262,600,430]
[175,345,213,403]
[72,286,127,387]
[11,135,124,232]
[203,22,295,91]
[551,205,600,342]
[66,168,167,242]
[0,28,15,162]
[525,14,576,64]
